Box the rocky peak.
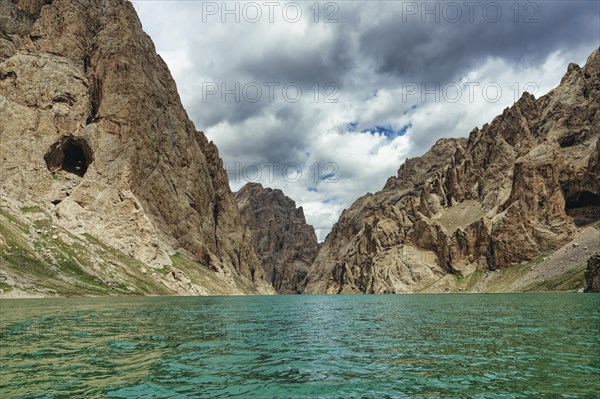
[384,138,467,192]
[235,183,319,293]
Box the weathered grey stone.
[584,254,600,292]
[235,183,318,293]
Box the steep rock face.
[584,254,600,292]
[235,183,318,293]
[305,48,600,294]
[0,0,274,295]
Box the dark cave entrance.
[44,136,93,177]
[564,189,600,227]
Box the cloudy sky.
[135,0,599,241]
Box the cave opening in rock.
[564,189,600,226]
[566,191,600,209]
[44,136,93,178]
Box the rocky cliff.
[305,48,600,294]
[235,183,318,293]
[0,0,274,296]
[584,254,600,292]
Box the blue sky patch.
[361,123,412,139]
[319,172,336,181]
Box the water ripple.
[1,293,599,398]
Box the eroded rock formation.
[235,183,318,293]
[0,0,274,295]
[305,48,600,294]
[584,254,600,292]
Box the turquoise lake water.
[1,293,599,398]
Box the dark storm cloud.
[215,103,316,164]
[189,0,599,137]
[193,92,271,127]
[240,35,355,87]
[359,1,599,83]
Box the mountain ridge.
[304,48,600,294]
